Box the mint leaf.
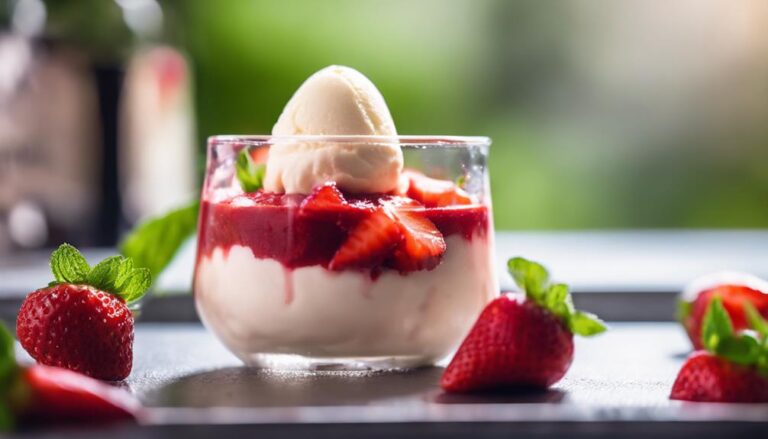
[545,283,571,319]
[121,201,199,281]
[0,402,12,432]
[508,257,549,301]
[236,148,266,192]
[702,296,733,352]
[744,302,768,340]
[569,311,607,336]
[676,299,692,323]
[507,256,606,337]
[118,268,151,303]
[84,256,150,303]
[86,255,124,292]
[715,334,761,365]
[0,323,18,412]
[50,243,90,284]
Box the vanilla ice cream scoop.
[263,65,403,194]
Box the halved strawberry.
[404,170,473,207]
[680,284,768,350]
[299,182,346,211]
[328,208,402,270]
[389,206,447,272]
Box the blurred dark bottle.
[0,0,195,255]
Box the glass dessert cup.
[194,135,498,370]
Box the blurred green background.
[15,0,768,230]
[164,0,768,229]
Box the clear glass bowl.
[194,135,497,370]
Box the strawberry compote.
[194,136,497,370]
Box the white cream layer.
[194,234,497,364]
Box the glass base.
[239,353,434,371]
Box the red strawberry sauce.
[197,191,489,271]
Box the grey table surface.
[11,322,768,438]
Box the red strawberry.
[441,295,574,392]
[17,284,134,381]
[441,257,605,393]
[389,207,446,272]
[404,170,473,207]
[681,285,768,350]
[328,208,402,270]
[15,244,151,381]
[0,322,140,426]
[17,364,142,422]
[670,351,768,402]
[300,182,346,211]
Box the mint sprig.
[49,244,151,304]
[0,323,16,431]
[508,257,606,337]
[120,201,199,280]
[702,297,768,374]
[236,148,266,192]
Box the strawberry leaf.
[507,256,606,337]
[545,283,572,319]
[508,257,549,301]
[118,268,152,303]
[86,255,124,292]
[716,334,762,365]
[569,311,607,336]
[50,244,90,284]
[236,148,266,193]
[675,299,692,322]
[46,244,152,305]
[120,201,199,281]
[701,296,733,352]
[744,302,768,340]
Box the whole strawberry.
[441,257,606,393]
[0,323,140,429]
[671,296,768,402]
[677,274,768,350]
[16,244,151,381]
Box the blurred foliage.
[157,0,768,230]
[0,0,760,229]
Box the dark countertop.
[11,322,768,438]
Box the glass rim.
[207,134,492,147]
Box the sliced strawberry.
[682,285,768,350]
[389,206,446,272]
[299,182,346,211]
[20,365,141,422]
[328,208,402,270]
[404,170,473,207]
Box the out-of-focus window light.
[11,0,45,37]
[115,0,162,39]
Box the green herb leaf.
[120,201,199,280]
[0,401,13,432]
[84,256,151,303]
[86,255,124,292]
[676,299,692,323]
[715,334,761,365]
[744,302,768,340]
[507,256,606,337]
[545,283,571,319]
[118,268,152,303]
[701,296,733,352]
[50,244,90,284]
[569,311,608,336]
[507,257,549,301]
[0,323,18,392]
[236,148,266,192]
